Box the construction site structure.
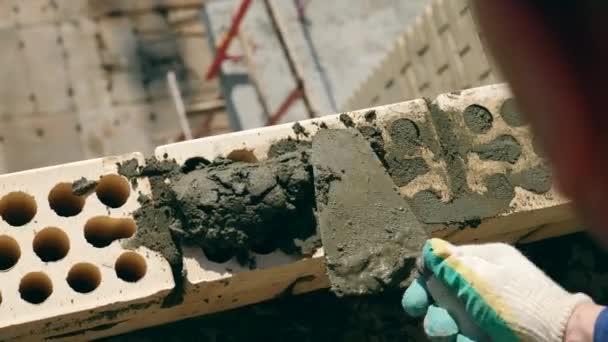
[0,0,230,174]
[0,84,579,341]
[203,0,430,130]
[343,0,503,112]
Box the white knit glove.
[402,238,593,342]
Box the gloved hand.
[402,238,593,342]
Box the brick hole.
[96,174,130,208]
[48,183,85,217]
[250,239,276,255]
[84,216,136,248]
[203,246,235,263]
[463,104,493,134]
[20,272,52,304]
[0,235,20,271]
[0,192,37,226]
[33,227,70,262]
[115,252,147,283]
[226,149,258,163]
[67,263,101,293]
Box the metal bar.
[237,31,272,120]
[167,71,194,140]
[205,0,252,80]
[267,87,302,125]
[263,0,315,118]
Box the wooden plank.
[10,0,58,26]
[103,104,155,156]
[54,0,90,21]
[0,27,35,117]
[61,18,112,120]
[0,113,85,172]
[88,0,204,17]
[97,17,147,104]
[18,24,71,115]
[60,18,114,159]
[174,34,220,102]
[0,0,16,27]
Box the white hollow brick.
[431,84,574,244]
[0,153,174,340]
[148,98,439,330]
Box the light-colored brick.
[0,153,173,340]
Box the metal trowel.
[312,128,488,340]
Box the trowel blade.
[312,129,428,296]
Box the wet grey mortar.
[500,98,526,127]
[470,134,522,164]
[463,104,493,134]
[408,101,550,227]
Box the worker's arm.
[566,303,603,342]
[402,239,601,342]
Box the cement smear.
[463,104,493,133]
[508,165,552,194]
[411,174,514,227]
[470,135,522,164]
[118,158,184,306]
[72,177,97,196]
[500,98,525,127]
[384,156,429,187]
[387,118,422,155]
[407,102,537,228]
[312,129,427,296]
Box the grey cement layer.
[205,0,429,130]
[204,0,308,130]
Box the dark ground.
[107,232,608,342]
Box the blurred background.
[0,1,529,340]
[0,0,501,172]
